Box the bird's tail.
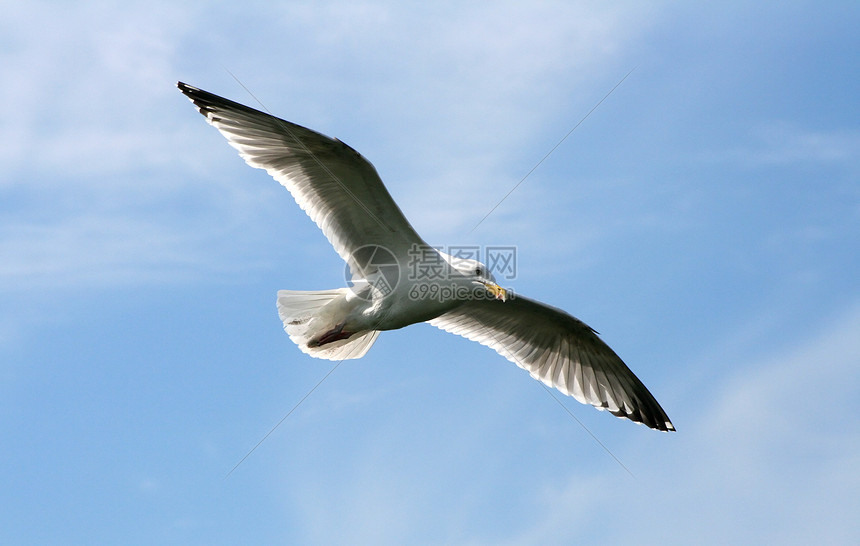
[276,289,379,361]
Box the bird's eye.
[475,267,483,276]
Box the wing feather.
[429,295,675,431]
[177,82,425,271]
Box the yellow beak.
[479,280,507,302]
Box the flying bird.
[177,82,675,432]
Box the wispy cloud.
[212,1,663,238]
[0,215,200,289]
[4,2,860,544]
[503,301,860,544]
[1,0,665,296]
[0,2,193,178]
[263,301,860,545]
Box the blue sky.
[2,1,859,544]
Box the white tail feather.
[276,289,379,360]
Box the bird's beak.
[477,280,507,302]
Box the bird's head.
[448,257,507,302]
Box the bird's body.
[178,81,675,432]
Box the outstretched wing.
[177,82,425,275]
[430,295,675,431]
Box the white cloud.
[0,2,194,179]
[225,1,665,237]
[1,0,668,298]
[3,2,859,544]
[504,301,860,544]
[0,215,201,289]
[0,3,305,291]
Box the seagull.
[177,82,675,432]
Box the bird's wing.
[429,295,675,431]
[177,82,425,275]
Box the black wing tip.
[625,414,676,432]
[637,413,676,433]
[176,81,214,115]
[609,404,675,432]
[638,409,676,432]
[653,420,676,432]
[176,81,205,101]
[175,81,254,119]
